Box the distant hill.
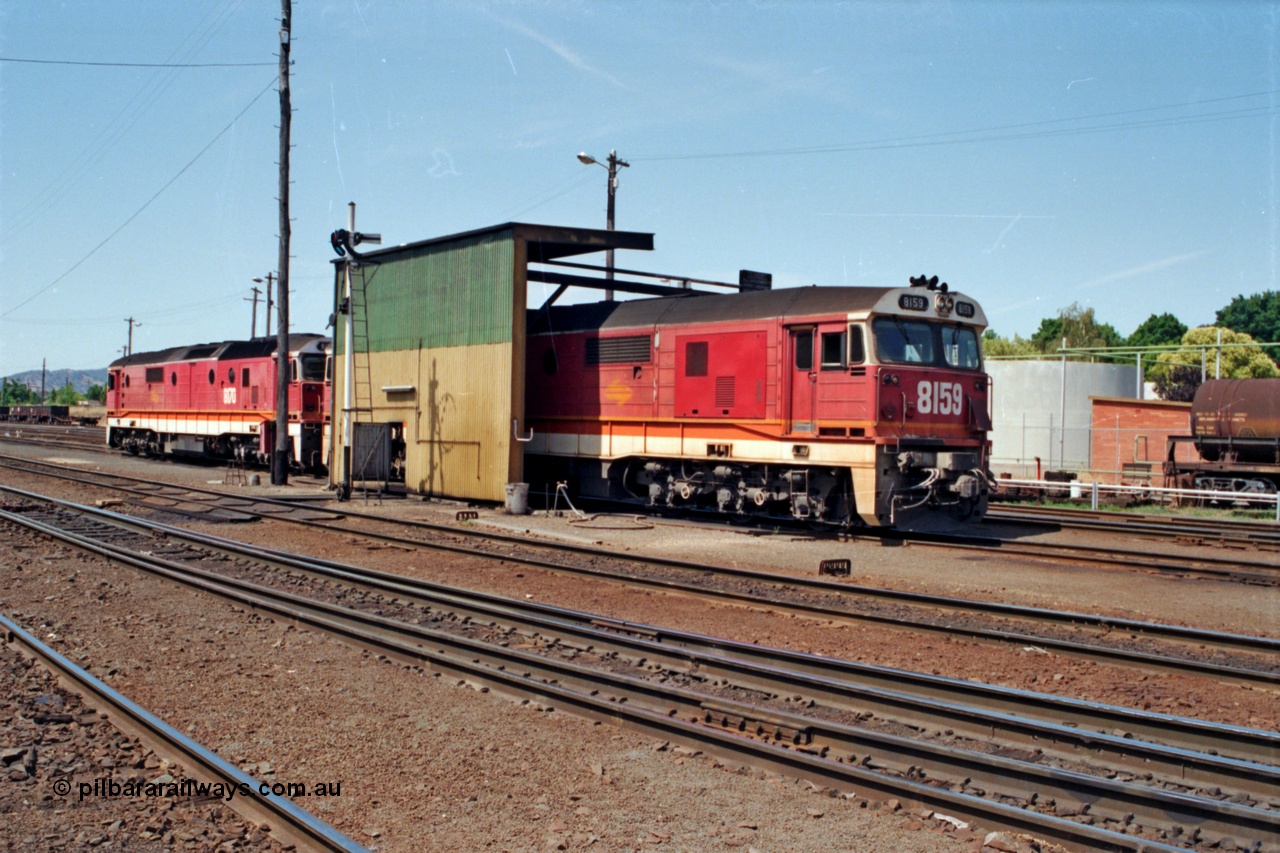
[4,368,108,395]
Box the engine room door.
[788,327,816,435]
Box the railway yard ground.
[0,438,1277,852]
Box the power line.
[2,0,256,244]
[0,293,247,326]
[0,77,278,319]
[494,170,599,221]
[631,90,1278,162]
[0,56,272,67]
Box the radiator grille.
[715,376,735,409]
[587,335,651,364]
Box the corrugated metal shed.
[331,222,653,502]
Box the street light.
[577,149,629,301]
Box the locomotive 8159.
[106,334,332,471]
[523,277,993,527]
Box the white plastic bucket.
[504,482,530,515]
[1069,483,1083,499]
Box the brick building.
[1089,396,1201,484]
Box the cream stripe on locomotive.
[107,414,308,440]
[526,428,980,467]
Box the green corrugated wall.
[336,228,515,355]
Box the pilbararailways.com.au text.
[65,776,343,802]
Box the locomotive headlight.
[974,378,987,391]
[882,373,900,386]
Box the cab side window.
[820,331,845,369]
[848,325,866,364]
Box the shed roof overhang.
[338,221,654,264]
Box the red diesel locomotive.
[105,334,332,471]
[524,278,992,527]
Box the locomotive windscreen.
[298,355,326,381]
[872,318,981,369]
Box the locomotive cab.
[861,307,992,525]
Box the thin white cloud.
[487,14,628,90]
[1075,250,1210,289]
[986,214,1023,254]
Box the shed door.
[788,327,816,435]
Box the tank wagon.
[1165,378,1280,495]
[523,278,993,527]
[106,335,332,471]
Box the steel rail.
[24,494,1277,796]
[987,505,1280,544]
[4,451,1279,578]
[1,468,1278,687]
[524,489,1280,580]
[0,434,107,452]
[861,526,1280,583]
[6,451,1280,578]
[990,501,1280,532]
[0,613,365,853]
[0,508,1236,853]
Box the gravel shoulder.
[3,444,1278,850]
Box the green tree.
[86,384,106,403]
[1215,291,1280,360]
[1127,312,1188,378]
[1030,317,1064,352]
[0,378,38,404]
[1031,303,1124,359]
[1127,312,1187,349]
[50,382,81,405]
[980,329,1039,357]
[1150,326,1279,401]
[1151,364,1202,403]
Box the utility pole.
[604,149,627,299]
[272,0,292,486]
[245,286,262,338]
[253,273,276,337]
[575,149,629,301]
[123,317,140,357]
[1215,327,1223,379]
[265,272,275,337]
[41,358,46,403]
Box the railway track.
[2,456,1278,691]
[987,503,1280,548]
[4,447,1279,583]
[0,424,106,453]
[2,488,1277,852]
[868,524,1280,585]
[0,613,364,853]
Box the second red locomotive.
[105,334,332,471]
[524,277,992,527]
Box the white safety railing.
[995,477,1280,522]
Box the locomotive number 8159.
[523,276,992,527]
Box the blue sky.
[1,1,1276,376]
